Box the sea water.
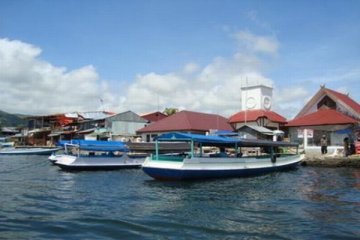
[0,155,359,239]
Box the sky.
[0,0,359,119]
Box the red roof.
[228,110,287,124]
[286,109,358,127]
[137,110,234,133]
[141,111,168,122]
[324,88,360,114]
[295,87,360,118]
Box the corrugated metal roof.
[229,110,287,123]
[137,110,234,133]
[78,111,115,120]
[325,88,360,114]
[286,109,358,127]
[239,125,274,135]
[295,87,360,118]
[141,112,168,122]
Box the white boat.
[0,137,15,148]
[50,140,145,171]
[142,132,305,180]
[0,147,61,155]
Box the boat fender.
[271,155,276,163]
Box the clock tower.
[241,84,273,111]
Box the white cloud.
[0,38,120,115]
[122,31,276,117]
[0,30,283,118]
[183,62,200,74]
[307,68,360,85]
[275,86,309,103]
[272,86,310,119]
[235,30,279,55]
[245,10,273,32]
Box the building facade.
[229,84,287,139]
[286,85,360,149]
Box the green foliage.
[163,108,178,116]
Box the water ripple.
[0,157,359,239]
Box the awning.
[273,130,284,135]
[77,128,96,134]
[335,127,353,134]
[48,132,62,137]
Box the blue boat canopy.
[57,140,128,151]
[156,132,239,145]
[156,132,298,147]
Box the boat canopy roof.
[57,140,128,151]
[156,132,237,145]
[156,132,298,147]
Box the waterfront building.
[286,85,360,152]
[104,110,148,142]
[27,113,77,146]
[141,111,168,123]
[1,127,19,136]
[24,111,149,145]
[136,110,234,142]
[229,84,287,140]
[25,111,115,145]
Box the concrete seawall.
[301,155,360,167]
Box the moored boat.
[142,132,304,180]
[51,140,145,171]
[0,147,61,155]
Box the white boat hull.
[0,147,61,155]
[51,154,145,171]
[142,154,305,180]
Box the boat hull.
[143,161,299,180]
[56,163,142,171]
[53,155,145,171]
[142,155,304,180]
[0,147,61,155]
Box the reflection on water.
[352,169,360,189]
[0,156,359,239]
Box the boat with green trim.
[142,132,304,180]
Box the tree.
[163,108,178,116]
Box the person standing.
[343,137,350,157]
[320,135,328,154]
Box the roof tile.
[228,110,287,123]
[137,110,234,133]
[286,109,357,127]
[325,88,360,114]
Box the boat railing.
[151,154,186,162]
[63,142,130,157]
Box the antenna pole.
[245,77,248,126]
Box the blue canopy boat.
[56,139,130,151]
[50,140,145,171]
[142,132,304,180]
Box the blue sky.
[1,0,359,118]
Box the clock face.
[263,96,271,110]
[246,97,256,109]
